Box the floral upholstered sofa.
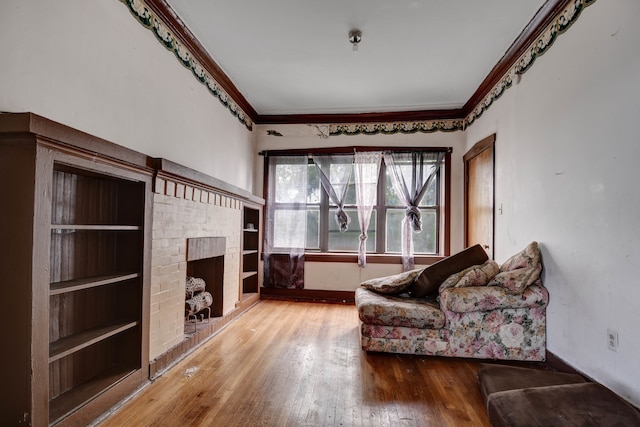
[355,242,549,361]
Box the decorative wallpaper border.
[121,0,253,131]
[329,120,464,136]
[463,0,597,128]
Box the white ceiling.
[166,0,546,116]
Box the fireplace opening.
[186,237,225,323]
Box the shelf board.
[49,321,139,363]
[242,250,258,255]
[50,272,140,295]
[242,271,258,279]
[51,224,141,231]
[243,228,258,233]
[49,365,138,425]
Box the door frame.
[463,134,496,258]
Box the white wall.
[0,0,255,192]
[255,126,466,290]
[464,0,640,406]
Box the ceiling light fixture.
[349,29,362,53]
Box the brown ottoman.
[478,363,586,407]
[487,382,640,427]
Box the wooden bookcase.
[240,204,261,300]
[0,113,152,426]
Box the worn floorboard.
[99,300,490,426]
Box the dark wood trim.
[256,109,464,125]
[545,351,595,380]
[151,158,265,206]
[145,0,258,121]
[461,0,572,117]
[260,288,355,304]
[463,134,496,163]
[463,134,496,256]
[444,151,451,256]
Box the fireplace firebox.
[186,237,225,318]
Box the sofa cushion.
[355,287,446,329]
[489,241,542,294]
[439,260,499,291]
[477,363,586,408]
[487,383,640,427]
[360,268,422,294]
[410,244,489,298]
[439,284,549,313]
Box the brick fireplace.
[145,159,263,378]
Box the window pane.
[385,163,439,207]
[273,210,306,248]
[385,208,437,254]
[307,164,321,204]
[385,209,404,253]
[328,209,376,252]
[275,164,308,204]
[306,208,319,249]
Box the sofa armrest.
[439,284,549,313]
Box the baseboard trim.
[260,287,355,304]
[545,350,596,382]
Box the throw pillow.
[360,268,423,295]
[439,260,500,291]
[410,244,489,298]
[488,241,542,294]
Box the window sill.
[303,252,445,265]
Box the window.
[264,148,449,259]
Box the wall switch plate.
[607,329,619,351]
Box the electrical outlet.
[607,329,619,351]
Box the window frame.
[262,146,451,264]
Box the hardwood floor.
[99,300,490,426]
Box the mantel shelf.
[49,321,139,363]
[50,273,140,295]
[51,224,141,231]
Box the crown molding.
[462,0,596,127]
[122,0,597,135]
[121,0,256,130]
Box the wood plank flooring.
[99,300,490,426]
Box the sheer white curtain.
[354,151,382,267]
[384,151,444,271]
[312,154,354,232]
[263,155,308,288]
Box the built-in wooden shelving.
[240,205,261,297]
[0,113,152,426]
[50,273,140,295]
[49,321,139,363]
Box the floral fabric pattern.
[443,307,546,361]
[439,260,500,291]
[360,268,423,294]
[355,288,445,329]
[361,335,449,356]
[439,284,549,313]
[489,241,542,294]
